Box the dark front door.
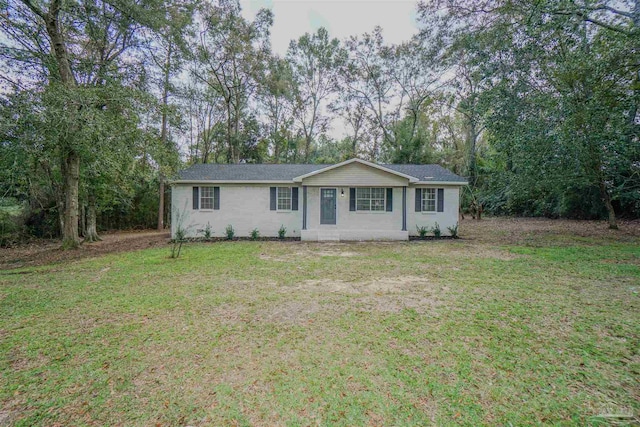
[320,188,337,225]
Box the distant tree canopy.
[1,0,638,244]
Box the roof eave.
[293,158,418,182]
[414,181,469,186]
[170,179,295,185]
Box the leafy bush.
[278,225,286,239]
[225,224,235,240]
[432,222,441,238]
[203,222,212,240]
[416,225,429,238]
[170,205,190,258]
[250,228,260,240]
[447,222,459,239]
[171,227,186,258]
[0,199,26,247]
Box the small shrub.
[170,204,190,258]
[203,222,212,240]
[278,225,286,239]
[171,227,186,258]
[416,225,429,239]
[447,222,459,239]
[433,222,441,238]
[250,228,260,240]
[225,224,235,240]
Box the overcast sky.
[239,0,421,56]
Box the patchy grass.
[0,219,639,426]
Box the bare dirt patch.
[259,245,361,262]
[293,276,446,314]
[460,217,640,245]
[0,230,169,270]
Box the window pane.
[371,188,385,199]
[356,187,386,211]
[356,199,370,211]
[277,187,291,210]
[422,188,436,212]
[356,188,370,200]
[201,187,214,209]
[371,199,385,211]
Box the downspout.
[302,186,307,230]
[402,186,407,231]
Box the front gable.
[295,159,412,187]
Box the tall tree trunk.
[80,204,86,237]
[158,42,172,231]
[274,137,281,163]
[37,0,81,248]
[84,194,101,242]
[226,103,233,163]
[600,180,618,230]
[62,150,80,248]
[157,175,165,230]
[467,119,478,187]
[304,132,312,163]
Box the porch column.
[302,186,307,230]
[402,186,407,231]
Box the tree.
[259,56,295,163]
[2,0,171,247]
[287,27,344,162]
[419,0,640,227]
[147,4,194,230]
[193,0,272,164]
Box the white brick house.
[170,158,468,241]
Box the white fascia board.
[293,158,418,182]
[414,181,469,186]
[170,180,295,185]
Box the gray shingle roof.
[384,164,467,182]
[176,162,467,183]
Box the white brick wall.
[171,184,302,238]
[171,182,462,240]
[407,186,460,236]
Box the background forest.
[1,0,639,246]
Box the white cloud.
[240,0,420,56]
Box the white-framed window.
[277,187,292,210]
[201,186,214,210]
[356,187,386,211]
[422,188,436,212]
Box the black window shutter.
[292,187,299,211]
[437,188,444,212]
[386,188,393,212]
[349,188,356,211]
[270,187,277,210]
[214,187,220,210]
[415,188,422,212]
[192,187,199,210]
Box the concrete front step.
[301,229,409,242]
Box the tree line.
[1,0,638,246]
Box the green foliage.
[203,222,212,240]
[170,206,189,258]
[278,225,287,239]
[432,222,441,238]
[416,225,429,238]
[447,223,458,239]
[250,228,260,240]
[0,199,26,247]
[225,224,235,240]
[417,0,640,223]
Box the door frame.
[320,187,337,225]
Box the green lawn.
[1,221,639,426]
